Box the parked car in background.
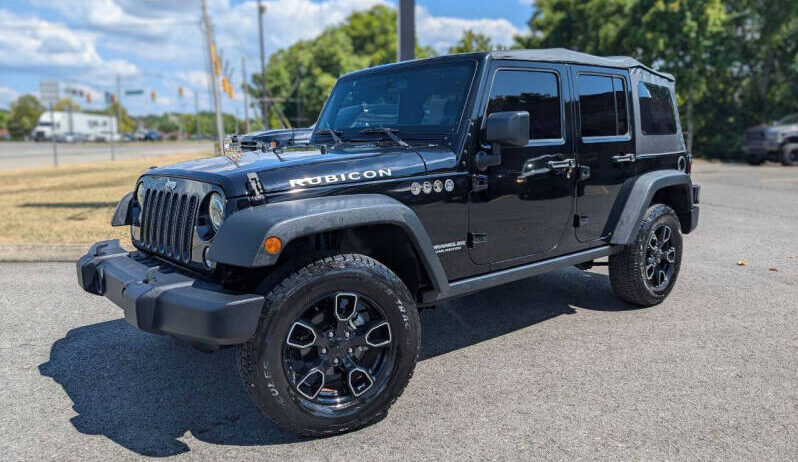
[743,113,798,166]
[55,132,88,143]
[238,127,313,151]
[144,130,163,141]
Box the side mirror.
[475,111,530,171]
[485,111,529,147]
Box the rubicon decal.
[289,168,392,188]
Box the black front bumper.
[76,240,264,345]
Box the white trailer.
[32,111,118,141]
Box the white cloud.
[0,86,20,108]
[415,5,524,53]
[0,9,139,78]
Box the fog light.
[264,236,282,254]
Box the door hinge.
[573,214,589,227]
[467,232,488,247]
[471,174,488,193]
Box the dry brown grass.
[0,152,210,244]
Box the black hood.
[143,144,457,197]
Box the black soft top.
[489,48,675,81]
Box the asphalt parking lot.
[0,141,213,169]
[1,161,796,461]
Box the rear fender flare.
[610,171,694,245]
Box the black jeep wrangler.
[77,49,699,436]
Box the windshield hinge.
[246,172,266,204]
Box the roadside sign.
[40,80,59,106]
[125,89,144,96]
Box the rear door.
[468,61,575,264]
[570,67,635,242]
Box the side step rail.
[422,245,621,304]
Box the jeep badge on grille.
[164,180,177,191]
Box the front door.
[468,62,575,265]
[570,67,636,242]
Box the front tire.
[238,253,420,437]
[609,204,683,306]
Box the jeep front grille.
[139,188,198,263]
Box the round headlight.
[208,192,225,232]
[136,182,146,206]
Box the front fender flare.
[610,170,695,245]
[207,194,449,295]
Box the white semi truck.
[32,111,118,142]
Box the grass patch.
[0,152,210,244]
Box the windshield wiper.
[316,128,343,146]
[359,127,409,148]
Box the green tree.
[0,109,8,131]
[100,102,136,132]
[448,29,505,54]
[54,97,81,112]
[250,5,436,129]
[7,94,44,139]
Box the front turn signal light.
[264,236,282,254]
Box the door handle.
[546,158,576,170]
[612,153,636,164]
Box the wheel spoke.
[665,247,676,263]
[660,225,672,244]
[335,293,358,322]
[657,269,667,286]
[347,367,374,397]
[645,263,655,280]
[648,235,658,251]
[286,320,319,349]
[348,320,392,349]
[296,368,325,400]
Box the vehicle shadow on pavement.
[39,268,631,456]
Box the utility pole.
[201,0,225,154]
[194,91,201,139]
[257,0,269,128]
[111,73,121,161]
[398,0,415,61]
[242,56,250,133]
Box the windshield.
[776,114,798,125]
[315,60,477,140]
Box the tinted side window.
[578,74,629,137]
[487,70,562,140]
[578,75,616,136]
[638,82,676,135]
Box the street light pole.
[398,0,415,61]
[201,0,225,154]
[257,0,269,128]
[242,56,250,133]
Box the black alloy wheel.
[643,224,677,292]
[238,253,420,437]
[283,292,395,410]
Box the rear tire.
[238,253,420,437]
[781,145,797,166]
[609,204,683,306]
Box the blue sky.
[0,0,533,116]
